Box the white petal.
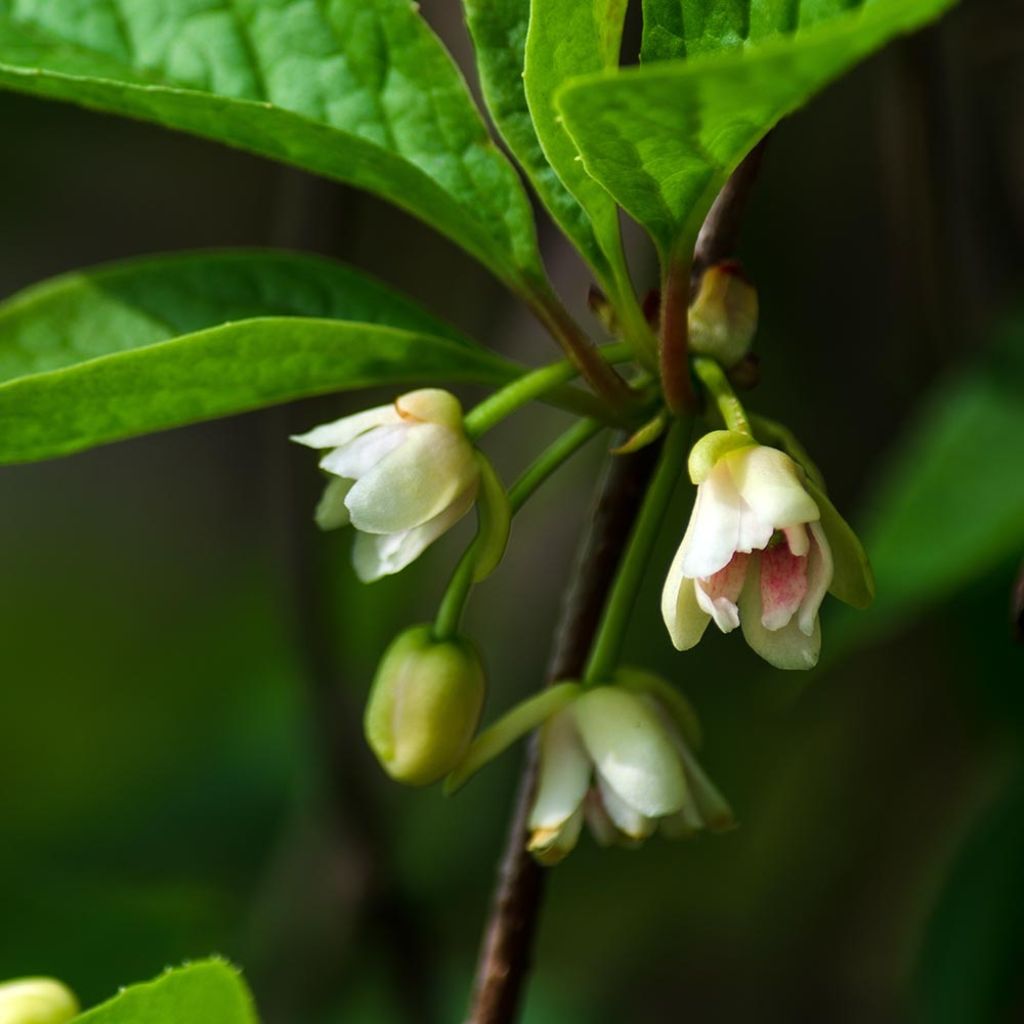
[396,388,463,429]
[350,485,476,582]
[797,522,834,636]
[583,789,621,847]
[661,542,712,650]
[345,423,478,534]
[596,776,656,840]
[528,804,585,865]
[694,553,750,634]
[739,557,821,670]
[320,424,407,479]
[528,710,591,833]
[291,403,400,449]
[678,464,745,579]
[573,688,686,818]
[784,524,810,557]
[728,445,820,530]
[314,476,353,530]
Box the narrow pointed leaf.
[0,1,543,289]
[558,0,956,260]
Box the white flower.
[292,389,480,582]
[527,685,731,864]
[661,431,873,670]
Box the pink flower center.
[760,532,809,631]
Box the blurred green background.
[1,0,1022,1021]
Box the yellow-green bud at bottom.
[365,625,485,786]
[0,978,78,1024]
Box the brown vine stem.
[465,140,769,1024]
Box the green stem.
[583,419,690,684]
[693,356,752,436]
[433,418,607,640]
[464,345,632,441]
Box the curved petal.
[345,424,478,534]
[797,522,834,636]
[528,710,591,835]
[597,776,656,840]
[319,424,407,479]
[739,557,821,670]
[662,544,713,650]
[529,804,585,866]
[396,388,463,429]
[678,465,745,579]
[694,553,749,633]
[291,403,400,449]
[314,476,353,531]
[574,688,686,818]
[351,484,476,582]
[728,446,820,530]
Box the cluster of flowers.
[292,269,873,863]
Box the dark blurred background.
[1,1,1022,1021]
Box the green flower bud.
[0,978,78,1024]
[365,625,485,786]
[688,261,758,368]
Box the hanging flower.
[661,430,874,670]
[292,389,480,582]
[527,682,732,864]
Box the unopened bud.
[0,978,78,1024]
[365,626,485,786]
[688,261,758,367]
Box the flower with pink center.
[662,431,874,670]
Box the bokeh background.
[1,1,1022,1021]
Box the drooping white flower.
[661,431,873,670]
[292,389,480,582]
[527,684,731,864]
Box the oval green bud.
[0,978,78,1024]
[688,261,758,368]
[365,626,485,786]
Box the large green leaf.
[522,0,651,346]
[0,0,543,291]
[558,0,955,262]
[0,318,517,463]
[829,316,1024,656]
[76,960,257,1023]
[0,249,470,388]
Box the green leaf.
[0,1,543,290]
[829,316,1024,655]
[76,960,257,1023]
[0,249,470,388]
[558,0,956,261]
[0,318,517,464]
[523,0,652,346]
[465,0,612,291]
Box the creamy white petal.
[574,688,686,818]
[662,542,713,650]
[314,476,353,530]
[728,446,820,530]
[319,424,407,479]
[583,789,621,847]
[528,710,591,832]
[739,557,821,670]
[797,522,834,637]
[350,485,476,582]
[784,523,810,557]
[528,804,585,865]
[291,404,400,449]
[396,388,463,429]
[346,423,477,534]
[678,464,745,579]
[596,776,656,840]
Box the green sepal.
[472,453,513,582]
[688,428,756,484]
[612,410,668,455]
[444,681,582,795]
[806,480,875,610]
[614,667,702,750]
